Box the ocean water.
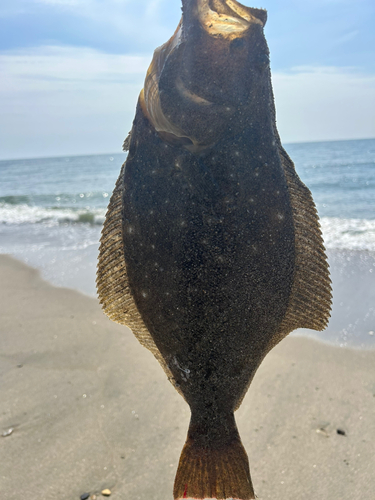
[0,139,374,348]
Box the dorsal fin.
[234,147,332,412]
[271,147,332,346]
[96,164,184,399]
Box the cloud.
[272,65,375,143]
[333,30,359,45]
[1,45,150,92]
[35,0,84,5]
[0,45,151,159]
[0,45,374,159]
[0,0,181,54]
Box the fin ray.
[273,147,332,342]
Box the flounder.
[97,1,332,498]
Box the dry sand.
[0,254,374,500]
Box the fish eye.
[230,38,245,51]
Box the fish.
[96,1,332,498]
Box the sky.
[0,0,375,160]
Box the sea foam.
[321,217,375,252]
[0,202,105,225]
[1,201,374,252]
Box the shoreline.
[1,254,375,500]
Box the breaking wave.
[0,202,106,226]
[320,217,375,252]
[1,201,374,252]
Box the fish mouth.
[190,0,267,37]
[140,1,268,152]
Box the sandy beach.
[0,254,374,500]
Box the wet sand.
[0,254,374,500]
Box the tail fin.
[173,413,255,500]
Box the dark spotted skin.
[122,100,295,435]
[95,4,329,496]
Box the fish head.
[141,0,271,152]
[178,0,269,104]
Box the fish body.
[97,1,331,498]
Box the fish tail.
[173,412,255,499]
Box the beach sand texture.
[0,254,374,500]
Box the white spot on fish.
[172,356,191,381]
[127,226,134,234]
[141,291,148,298]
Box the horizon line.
[1,136,374,163]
